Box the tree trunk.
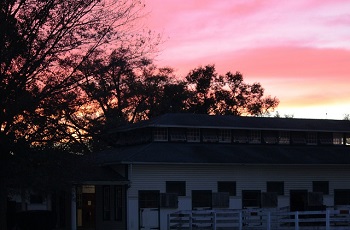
[0,180,7,230]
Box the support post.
[267,212,271,230]
[212,212,216,230]
[239,211,242,230]
[71,186,77,230]
[295,211,299,230]
[326,210,330,230]
[189,213,192,230]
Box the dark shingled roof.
[114,113,350,132]
[96,142,350,165]
[72,156,128,184]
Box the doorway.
[138,190,160,230]
[77,185,96,229]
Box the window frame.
[249,130,261,144]
[233,130,248,144]
[306,132,317,145]
[218,129,231,143]
[169,128,186,142]
[166,181,186,196]
[278,131,290,144]
[263,131,278,144]
[312,181,329,195]
[153,128,168,142]
[202,129,218,142]
[333,133,344,145]
[291,131,306,145]
[218,181,236,196]
[187,128,200,142]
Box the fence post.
[212,212,216,230]
[295,211,299,230]
[189,213,192,230]
[267,212,271,230]
[239,211,242,230]
[326,210,330,230]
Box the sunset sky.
[144,0,350,119]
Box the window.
[202,129,218,142]
[263,131,278,144]
[306,132,317,145]
[218,129,231,143]
[233,130,248,143]
[334,189,350,205]
[333,133,344,145]
[115,186,123,221]
[242,190,261,208]
[291,132,306,144]
[346,134,350,145]
[139,190,160,208]
[153,128,168,141]
[313,181,329,195]
[278,131,290,144]
[249,130,261,144]
[103,186,111,220]
[267,181,284,195]
[319,132,333,145]
[166,181,186,196]
[192,190,212,209]
[218,181,236,196]
[187,128,200,142]
[169,128,186,142]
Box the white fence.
[168,208,350,230]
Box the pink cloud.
[144,0,350,119]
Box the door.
[290,190,308,211]
[138,190,160,230]
[77,185,96,229]
[82,193,96,228]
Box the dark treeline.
[0,1,278,228]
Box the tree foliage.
[0,0,157,155]
[0,0,157,228]
[1,0,279,227]
[185,65,279,116]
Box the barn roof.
[113,113,350,132]
[96,142,350,165]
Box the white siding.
[126,164,350,230]
[129,164,350,196]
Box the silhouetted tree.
[0,0,156,228]
[185,65,279,116]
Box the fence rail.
[168,208,350,230]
